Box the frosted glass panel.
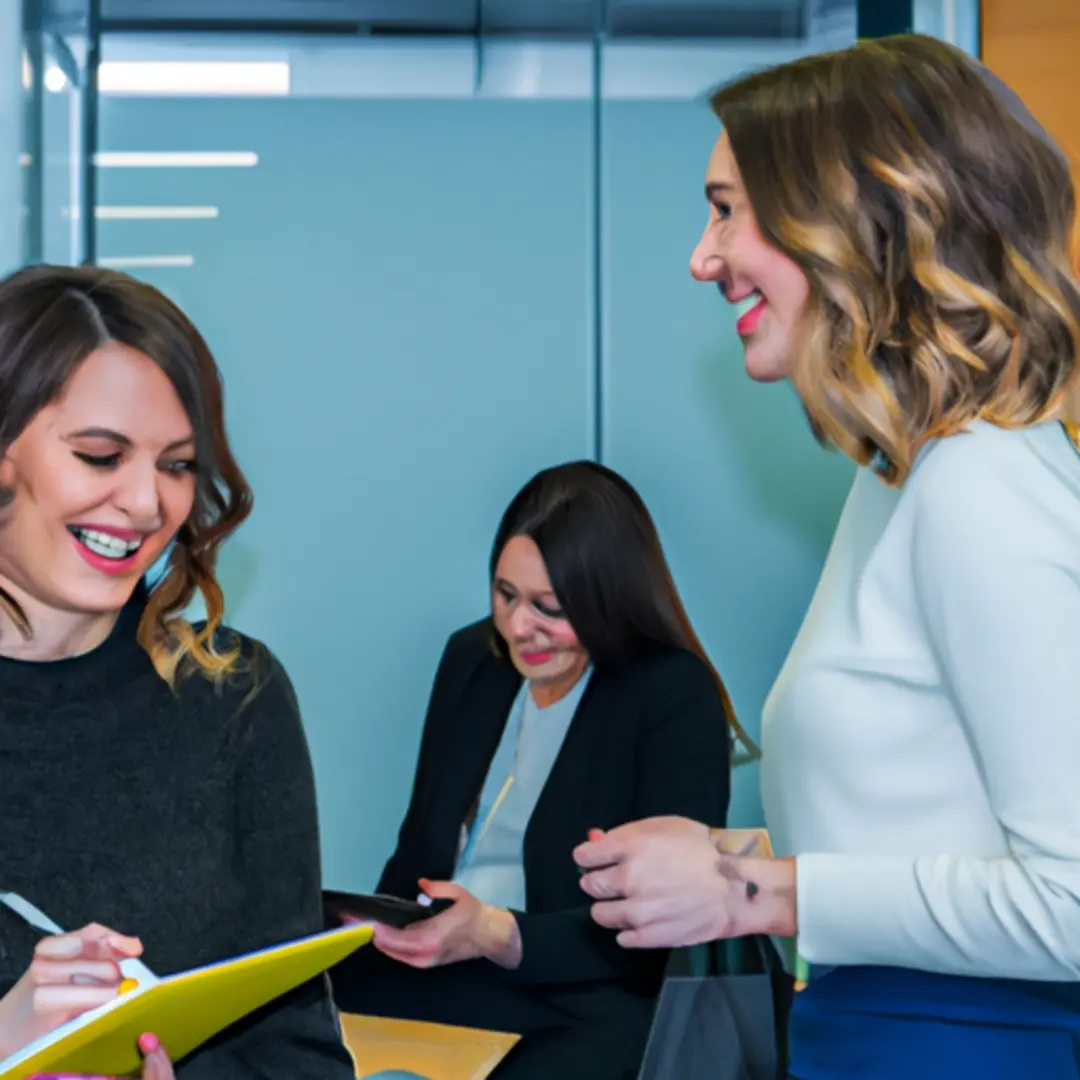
[600,100,855,826]
[90,5,982,868]
[98,93,593,888]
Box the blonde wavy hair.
[710,34,1080,483]
[0,265,253,685]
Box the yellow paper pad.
[0,924,373,1080]
[342,1014,519,1080]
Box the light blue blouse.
[452,669,592,910]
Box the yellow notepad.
[0,923,372,1080]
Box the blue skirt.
[789,966,1080,1079]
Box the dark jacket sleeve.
[377,625,485,897]
[178,649,355,1080]
[506,651,732,987]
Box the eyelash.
[495,586,565,620]
[74,451,196,475]
[713,201,733,221]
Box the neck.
[0,581,121,661]
[1053,382,1080,423]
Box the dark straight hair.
[489,460,757,759]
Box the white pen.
[0,890,158,989]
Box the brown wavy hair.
[0,264,252,684]
[710,34,1080,483]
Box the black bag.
[636,936,793,1080]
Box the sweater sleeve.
[795,438,1080,980]
[507,653,732,986]
[179,650,355,1079]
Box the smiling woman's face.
[689,130,810,383]
[0,340,198,619]
[491,534,589,688]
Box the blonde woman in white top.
[574,34,1080,1079]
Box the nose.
[690,226,725,283]
[508,603,539,641]
[114,460,163,530]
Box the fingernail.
[71,974,110,986]
[139,1032,160,1054]
[110,934,141,954]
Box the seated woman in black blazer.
[332,461,740,1079]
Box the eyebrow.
[705,180,737,200]
[65,426,195,453]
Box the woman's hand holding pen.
[574,817,798,948]
[0,924,143,1059]
[369,879,524,970]
[0,923,175,1077]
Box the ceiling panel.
[97,0,478,32]
[610,0,805,37]
[63,0,816,39]
[480,0,599,35]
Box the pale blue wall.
[97,95,595,888]
[91,8,977,889]
[600,101,854,822]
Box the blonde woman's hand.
[575,816,797,947]
[0,923,143,1060]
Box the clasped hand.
[0,923,174,1079]
[573,817,796,948]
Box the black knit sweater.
[0,589,353,1078]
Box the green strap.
[687,943,711,978]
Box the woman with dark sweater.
[0,265,354,1079]
[331,462,739,1079]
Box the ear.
[0,456,15,507]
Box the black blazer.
[334,618,730,1077]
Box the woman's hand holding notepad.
[0,893,178,1080]
[28,1030,175,1079]
[0,923,371,1080]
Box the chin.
[66,585,141,615]
[743,343,791,383]
[64,569,149,614]
[511,657,554,681]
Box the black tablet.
[322,890,453,929]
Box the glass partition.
[85,0,979,885]
[21,0,100,267]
